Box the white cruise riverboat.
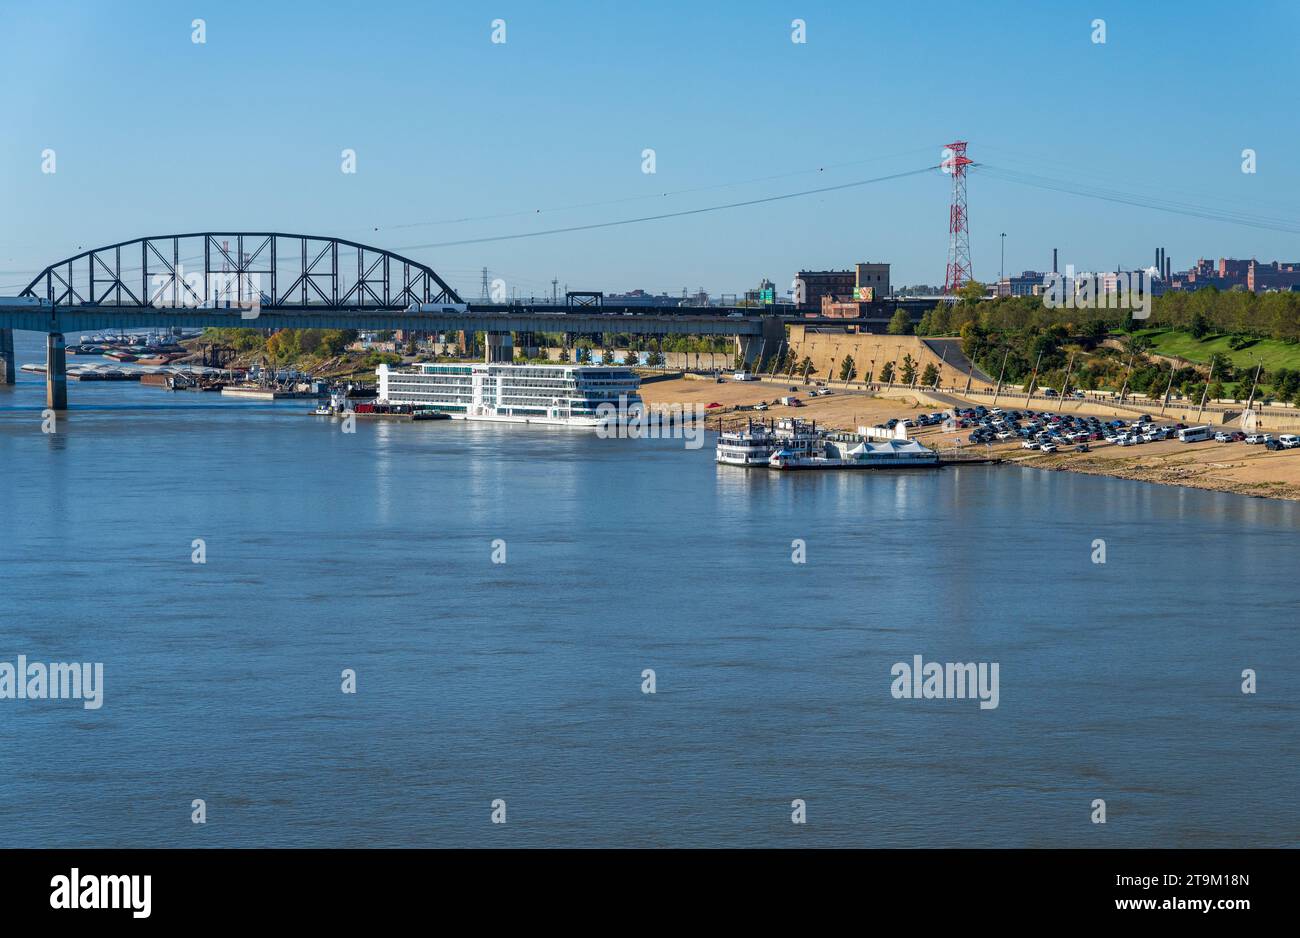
[716,418,823,466]
[376,361,642,428]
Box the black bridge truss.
[20,232,463,309]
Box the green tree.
[957,280,986,304]
[838,355,857,382]
[887,309,912,335]
[921,362,940,387]
[900,354,918,385]
[879,361,896,383]
[929,303,952,335]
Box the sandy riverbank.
[637,375,937,429]
[638,375,1300,500]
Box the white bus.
[1178,425,1213,443]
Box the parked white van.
[1279,434,1300,449]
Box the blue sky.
[1,0,1297,300]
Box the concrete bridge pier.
[0,328,14,385]
[734,316,786,369]
[485,331,514,363]
[46,332,67,410]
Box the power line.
[393,165,940,251]
[977,164,1300,236]
[978,143,1300,218]
[363,145,938,234]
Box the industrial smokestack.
[1052,248,1058,274]
[1165,256,1171,281]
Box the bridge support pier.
[0,328,14,385]
[734,317,785,370]
[46,332,67,410]
[485,331,514,363]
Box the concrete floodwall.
[783,326,996,389]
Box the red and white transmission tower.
[942,140,973,294]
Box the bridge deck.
[0,304,768,336]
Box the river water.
[1,330,1297,847]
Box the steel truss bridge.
[0,232,784,408]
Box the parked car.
[1279,435,1300,449]
[1245,433,1265,444]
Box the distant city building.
[795,269,856,310]
[744,278,778,305]
[855,262,890,300]
[1248,260,1300,293]
[1169,257,1300,293]
[994,271,1046,297]
[795,263,890,312]
[605,289,682,307]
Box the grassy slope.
[1134,328,1300,372]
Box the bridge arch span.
[19,232,463,309]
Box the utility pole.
[1060,350,1076,399]
[1118,347,1136,403]
[1159,359,1177,416]
[1024,348,1043,405]
[1244,361,1263,421]
[769,340,785,377]
[992,348,1009,406]
[1197,358,1217,422]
